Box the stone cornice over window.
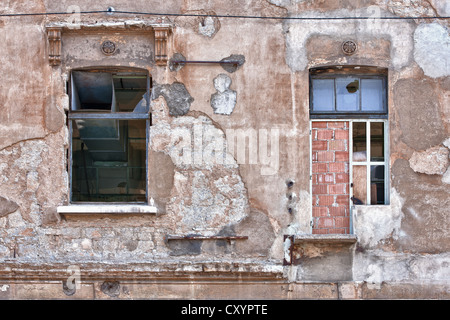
[45,22,172,67]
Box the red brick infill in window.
[311,121,350,234]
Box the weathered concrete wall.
[0,0,449,299]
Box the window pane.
[336,78,359,111]
[361,79,384,112]
[113,76,148,112]
[71,72,115,111]
[71,71,149,112]
[72,119,146,202]
[370,165,385,204]
[352,165,366,205]
[370,122,384,161]
[352,122,366,161]
[312,79,335,112]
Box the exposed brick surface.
[311,121,350,234]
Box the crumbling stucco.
[220,54,246,73]
[210,74,237,115]
[152,82,194,116]
[409,145,449,175]
[169,52,186,72]
[413,22,450,79]
[354,188,405,249]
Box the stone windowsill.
[292,234,358,244]
[57,204,158,215]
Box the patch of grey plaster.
[100,281,120,297]
[386,0,437,17]
[353,188,405,248]
[353,250,450,284]
[62,281,76,296]
[168,170,248,234]
[152,82,194,116]
[283,190,311,235]
[210,74,237,115]
[428,0,450,16]
[150,110,249,235]
[409,146,449,175]
[220,54,245,73]
[167,236,202,256]
[283,8,415,71]
[442,167,450,185]
[443,137,450,149]
[199,16,216,37]
[169,53,186,72]
[267,0,292,8]
[414,22,450,78]
[154,116,236,169]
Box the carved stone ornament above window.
[47,27,62,66]
[154,26,170,65]
[101,40,116,56]
[45,23,171,67]
[342,40,358,56]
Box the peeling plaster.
[353,250,450,284]
[414,22,450,78]
[409,146,449,175]
[210,74,237,115]
[354,188,405,248]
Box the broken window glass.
[310,72,387,117]
[336,78,360,112]
[69,69,150,203]
[71,70,149,113]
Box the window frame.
[67,67,151,205]
[349,119,390,206]
[309,66,388,119]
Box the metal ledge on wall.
[57,204,158,215]
[166,235,248,241]
[293,234,357,244]
[283,234,357,265]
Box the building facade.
[0,0,449,299]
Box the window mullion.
[366,121,371,205]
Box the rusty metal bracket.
[171,60,241,67]
[283,235,294,266]
[166,235,248,241]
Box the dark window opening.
[69,68,151,203]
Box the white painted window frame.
[309,119,390,234]
[349,119,390,206]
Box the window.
[309,66,388,234]
[68,68,151,203]
[310,66,387,118]
[351,120,389,205]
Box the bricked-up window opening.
[309,66,388,234]
[68,68,151,203]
